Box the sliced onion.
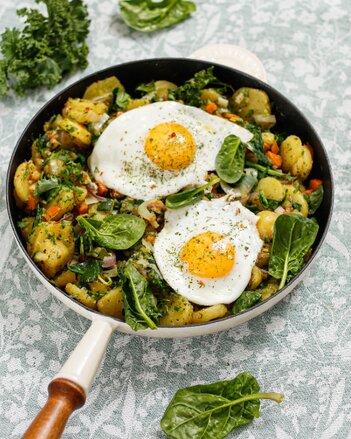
[217,96,229,108]
[103,266,118,278]
[142,238,154,252]
[62,212,74,221]
[102,253,116,268]
[92,113,109,134]
[253,114,277,127]
[87,186,106,201]
[85,195,100,205]
[138,200,159,228]
[275,206,285,215]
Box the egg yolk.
[145,122,196,171]
[180,232,235,279]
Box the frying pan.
[6,58,333,438]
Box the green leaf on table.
[77,214,145,250]
[215,134,246,183]
[232,290,261,314]
[119,0,196,33]
[160,371,284,439]
[68,259,101,286]
[304,185,324,215]
[120,259,161,330]
[165,177,220,209]
[268,214,319,289]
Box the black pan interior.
[6,58,333,326]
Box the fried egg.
[153,198,262,306]
[89,101,252,200]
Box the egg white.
[153,199,263,306]
[88,101,252,200]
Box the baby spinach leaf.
[160,371,284,439]
[268,214,319,289]
[68,259,101,286]
[120,260,162,330]
[304,185,324,215]
[165,177,220,209]
[77,214,145,250]
[232,290,261,314]
[97,199,114,211]
[215,135,246,183]
[119,0,196,33]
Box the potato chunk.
[231,87,272,126]
[28,221,74,278]
[97,287,124,319]
[14,161,40,205]
[256,210,278,240]
[54,270,77,288]
[280,135,313,180]
[59,118,92,148]
[159,293,193,326]
[65,283,97,309]
[62,98,108,124]
[46,187,75,220]
[282,185,309,217]
[191,304,228,324]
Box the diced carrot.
[44,205,61,221]
[224,113,242,120]
[97,181,108,196]
[309,179,322,190]
[263,142,271,152]
[304,189,314,195]
[266,151,283,168]
[145,235,155,244]
[77,201,88,215]
[26,194,37,211]
[115,111,124,117]
[204,102,218,114]
[271,140,279,154]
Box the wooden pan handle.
[22,378,86,439]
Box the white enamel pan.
[6,58,333,439]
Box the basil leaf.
[68,259,101,286]
[268,214,319,289]
[215,135,246,183]
[119,0,196,33]
[304,185,324,215]
[232,290,261,314]
[160,371,284,439]
[120,260,161,330]
[165,177,220,209]
[77,214,145,250]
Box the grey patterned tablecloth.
[1,1,350,438]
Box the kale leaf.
[304,185,324,215]
[232,290,262,314]
[0,0,90,96]
[68,259,101,286]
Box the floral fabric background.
[0,0,350,438]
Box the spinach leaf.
[169,67,230,107]
[120,260,161,330]
[232,290,261,314]
[97,199,114,211]
[111,87,131,111]
[33,205,43,229]
[304,185,324,215]
[136,81,155,93]
[68,259,101,286]
[160,371,284,439]
[259,189,285,211]
[215,135,246,183]
[119,0,196,33]
[245,160,293,179]
[77,214,145,250]
[165,177,220,209]
[244,123,271,166]
[268,214,319,289]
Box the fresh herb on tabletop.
[0,0,90,97]
[160,371,284,439]
[268,214,319,289]
[119,0,196,33]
